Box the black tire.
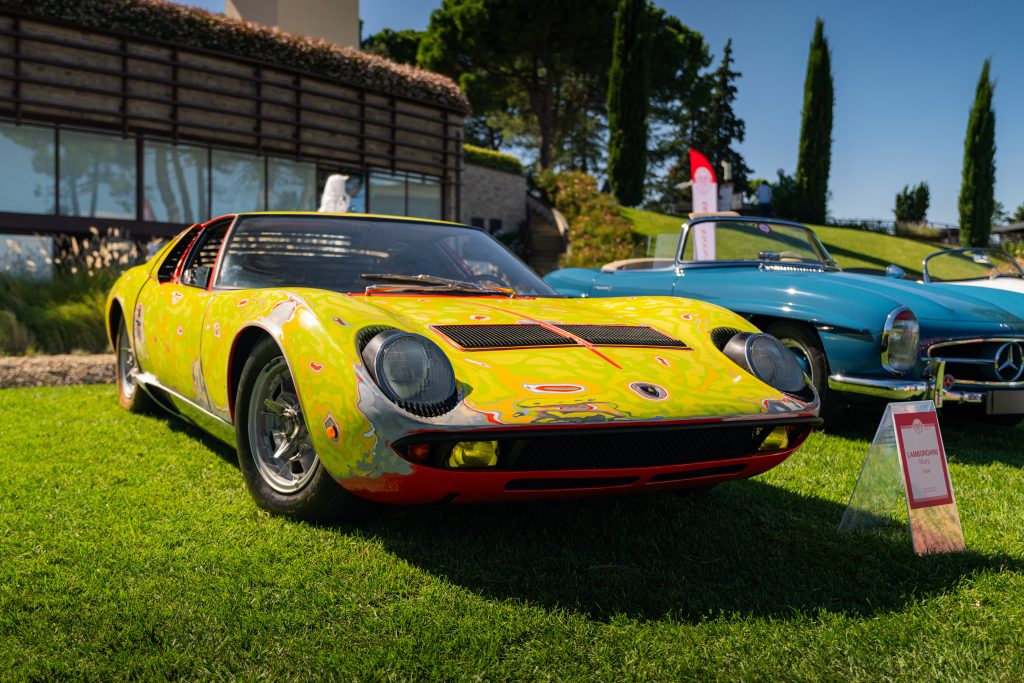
[764,320,846,425]
[234,337,374,522]
[115,317,157,414]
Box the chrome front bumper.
[827,360,985,407]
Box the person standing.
[757,182,773,216]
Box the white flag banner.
[689,149,717,261]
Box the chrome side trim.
[827,374,930,400]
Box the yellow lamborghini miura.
[106,212,820,520]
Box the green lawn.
[623,208,944,278]
[2,385,1023,679]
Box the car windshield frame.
[922,247,1024,283]
[676,217,840,271]
[212,213,560,297]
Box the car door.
[589,267,679,297]
[134,219,232,405]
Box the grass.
[2,384,1023,680]
[623,207,944,278]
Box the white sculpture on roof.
[318,174,351,213]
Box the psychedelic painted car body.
[106,212,820,517]
[545,216,1024,424]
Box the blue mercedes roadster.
[545,216,1024,426]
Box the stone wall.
[460,163,526,235]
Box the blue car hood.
[775,271,1024,324]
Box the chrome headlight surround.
[361,330,458,417]
[722,332,808,394]
[881,306,920,374]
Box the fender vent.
[433,324,688,350]
[710,326,744,350]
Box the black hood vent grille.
[432,324,688,350]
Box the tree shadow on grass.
[362,478,1020,623]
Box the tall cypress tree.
[958,60,996,247]
[607,0,650,206]
[795,18,833,224]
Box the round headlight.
[881,307,919,373]
[723,332,807,394]
[361,330,457,416]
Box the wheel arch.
[227,325,280,422]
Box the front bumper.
[337,416,819,505]
[828,359,1020,410]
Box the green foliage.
[463,144,524,175]
[1012,202,1024,223]
[606,0,651,207]
[648,38,749,211]
[770,170,800,220]
[419,0,616,170]
[0,269,119,354]
[894,182,930,223]
[0,309,32,355]
[958,60,996,247]
[795,18,834,224]
[3,0,468,112]
[361,28,424,66]
[991,200,1009,226]
[536,170,633,268]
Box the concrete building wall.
[460,163,526,235]
[226,0,360,49]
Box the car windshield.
[216,215,558,296]
[925,248,1024,282]
[678,220,836,268]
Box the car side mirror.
[885,264,906,279]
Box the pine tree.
[795,18,833,224]
[958,60,996,247]
[607,0,650,206]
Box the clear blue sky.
[183,0,1023,225]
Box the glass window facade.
[368,172,405,216]
[268,158,317,211]
[211,150,265,216]
[407,177,442,220]
[0,123,444,224]
[0,122,55,215]
[144,141,208,223]
[59,130,136,219]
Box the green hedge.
[535,170,633,269]
[464,144,524,175]
[0,0,469,113]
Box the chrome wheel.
[246,357,319,494]
[117,322,138,400]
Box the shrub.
[0,269,118,354]
[463,145,524,175]
[0,310,33,355]
[536,170,634,268]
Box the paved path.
[0,354,115,389]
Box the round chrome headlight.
[881,307,919,373]
[723,332,807,394]
[361,330,457,416]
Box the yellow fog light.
[759,427,789,452]
[448,441,499,468]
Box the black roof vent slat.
[555,324,688,348]
[433,324,688,350]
